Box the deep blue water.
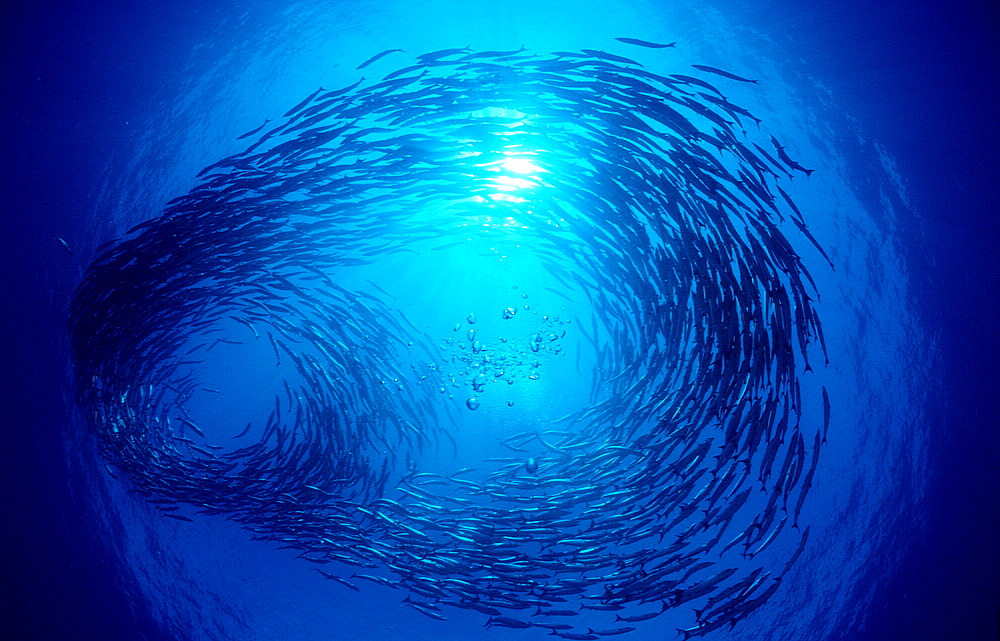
[3,1,998,640]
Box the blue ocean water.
[3,1,997,640]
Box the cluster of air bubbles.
[438,289,571,409]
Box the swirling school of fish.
[70,43,831,639]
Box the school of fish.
[70,44,830,639]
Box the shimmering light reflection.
[485,151,543,205]
[500,155,540,175]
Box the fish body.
[357,48,405,70]
[692,64,758,84]
[614,37,676,49]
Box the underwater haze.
[3,1,998,640]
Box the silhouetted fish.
[692,64,758,84]
[357,48,404,70]
[614,37,676,49]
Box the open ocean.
[3,1,997,640]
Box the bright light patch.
[470,107,527,120]
[488,192,527,203]
[501,156,539,175]
[492,175,535,191]
[487,151,542,191]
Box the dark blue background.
[2,1,997,639]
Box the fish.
[406,600,448,620]
[283,86,325,118]
[614,37,676,49]
[417,47,470,63]
[692,64,758,84]
[236,118,271,140]
[780,526,810,577]
[770,135,815,176]
[486,616,533,628]
[357,48,405,70]
[587,627,635,636]
[822,386,831,443]
[615,603,666,622]
[581,49,643,66]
